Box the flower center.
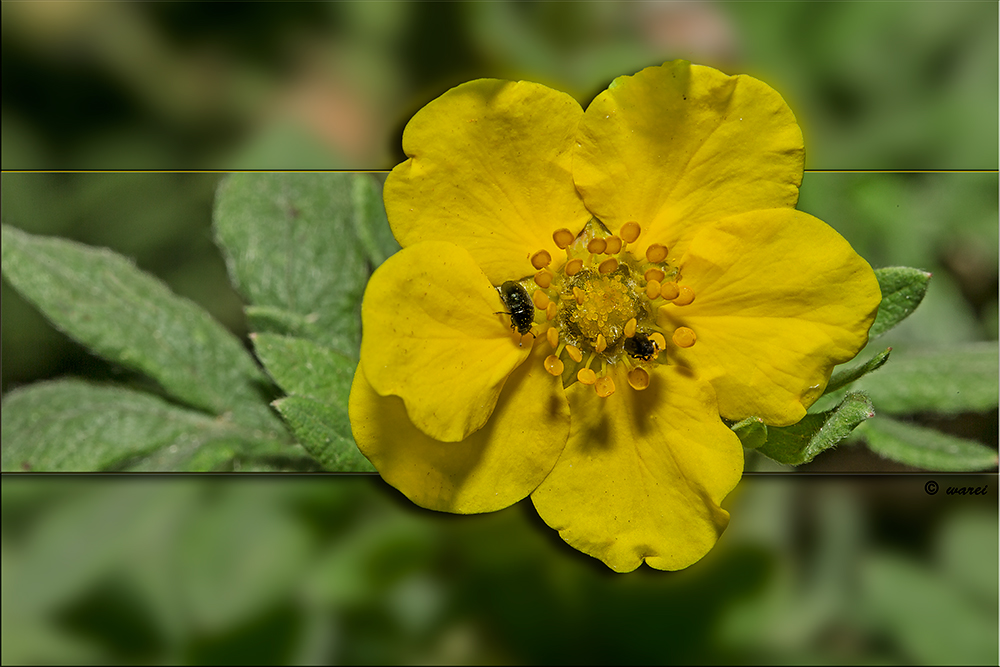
[497,219,699,398]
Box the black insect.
[496,280,535,336]
[624,332,657,361]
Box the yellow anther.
[595,375,616,397]
[645,243,668,263]
[660,281,680,300]
[531,250,552,270]
[519,332,535,347]
[672,327,697,348]
[649,332,667,353]
[573,286,586,305]
[644,268,665,283]
[553,228,575,249]
[624,317,637,338]
[566,345,583,363]
[545,302,557,320]
[565,258,584,276]
[620,221,641,243]
[534,269,553,288]
[627,367,650,391]
[577,368,597,385]
[587,238,607,254]
[547,327,559,348]
[604,236,622,254]
[598,258,618,274]
[673,286,695,306]
[645,279,662,300]
[544,355,565,375]
[532,290,550,310]
[595,333,607,353]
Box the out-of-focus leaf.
[757,392,875,465]
[869,267,931,337]
[858,416,998,472]
[213,173,381,358]
[851,342,998,414]
[251,333,355,405]
[731,416,767,450]
[0,380,291,473]
[0,225,280,433]
[272,396,374,472]
[824,347,891,395]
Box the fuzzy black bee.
[624,332,657,361]
[496,280,535,336]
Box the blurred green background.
[3,1,997,664]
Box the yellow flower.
[349,61,880,572]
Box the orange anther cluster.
[604,236,623,254]
[587,238,608,254]
[645,280,661,300]
[577,368,597,385]
[544,355,565,376]
[620,221,641,243]
[545,302,557,320]
[649,332,667,352]
[595,333,608,353]
[532,290,550,310]
[565,258,583,276]
[534,269,553,288]
[627,367,650,391]
[531,250,552,270]
[565,345,583,363]
[595,375,616,397]
[673,286,695,306]
[644,267,665,283]
[660,281,680,300]
[672,327,697,348]
[547,326,559,348]
[645,243,668,263]
[598,258,618,274]
[624,317,637,338]
[552,228,576,249]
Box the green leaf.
[731,416,768,450]
[0,225,281,433]
[272,396,375,472]
[870,266,931,337]
[0,380,290,472]
[858,416,998,471]
[351,173,400,268]
[757,392,875,465]
[213,172,383,357]
[851,342,998,414]
[823,347,892,395]
[251,333,355,404]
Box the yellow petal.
[349,342,570,514]
[573,60,803,261]
[660,208,881,426]
[384,78,592,284]
[531,365,743,572]
[360,241,532,442]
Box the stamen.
[660,282,680,300]
[545,302,557,320]
[587,238,607,254]
[672,286,695,306]
[565,344,583,363]
[553,228,575,249]
[544,355,565,376]
[604,236,623,254]
[595,333,608,353]
[627,367,650,391]
[573,286,586,305]
[595,375,615,398]
[620,221,641,243]
[547,327,559,348]
[565,258,584,276]
[649,332,667,353]
[577,368,597,385]
[645,279,661,300]
[531,250,552,270]
[532,290,550,310]
[624,318,637,338]
[645,244,668,263]
[534,269,553,288]
[644,268,664,283]
[672,327,697,348]
[519,332,535,347]
[598,258,618,274]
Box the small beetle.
[496,280,535,336]
[624,332,657,361]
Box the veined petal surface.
[385,78,592,284]
[574,61,804,261]
[360,241,531,442]
[660,208,881,425]
[350,342,570,514]
[531,365,743,572]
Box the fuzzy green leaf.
[757,392,875,465]
[824,347,892,395]
[0,380,292,472]
[251,333,355,404]
[851,342,998,414]
[731,416,768,450]
[870,267,931,337]
[213,172,386,358]
[272,396,374,472]
[0,225,281,433]
[858,416,998,471]
[351,173,400,268]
